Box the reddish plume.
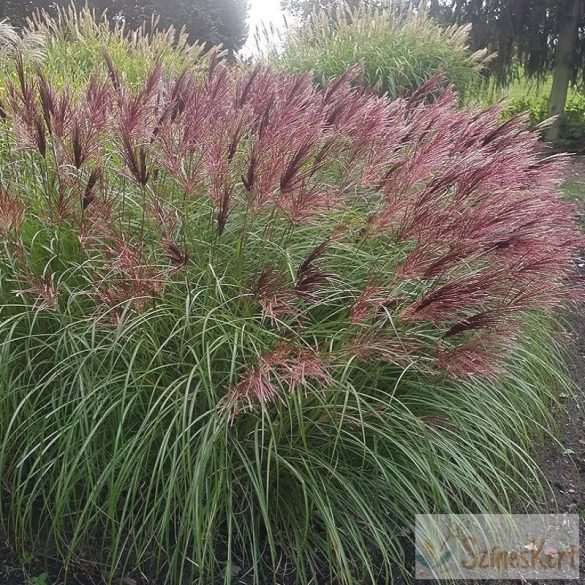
[0,56,581,406]
[223,344,332,420]
[0,189,25,236]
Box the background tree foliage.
[451,0,585,139]
[0,0,249,53]
[451,0,583,83]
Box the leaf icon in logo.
[416,538,454,570]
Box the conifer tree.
[451,0,585,140]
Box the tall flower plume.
[0,55,581,418]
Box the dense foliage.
[0,0,249,53]
[451,0,585,85]
[450,0,585,140]
[269,5,487,100]
[0,10,582,585]
[505,92,585,150]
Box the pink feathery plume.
[222,345,332,421]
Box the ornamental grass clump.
[0,49,581,584]
[2,4,208,88]
[268,4,489,101]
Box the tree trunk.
[546,0,580,141]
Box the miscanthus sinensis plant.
[267,4,489,101]
[0,19,45,62]
[2,4,207,88]
[0,51,581,584]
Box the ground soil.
[2,163,585,585]
[405,156,585,585]
[521,155,585,585]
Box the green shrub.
[267,4,488,100]
[0,14,581,585]
[504,92,585,150]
